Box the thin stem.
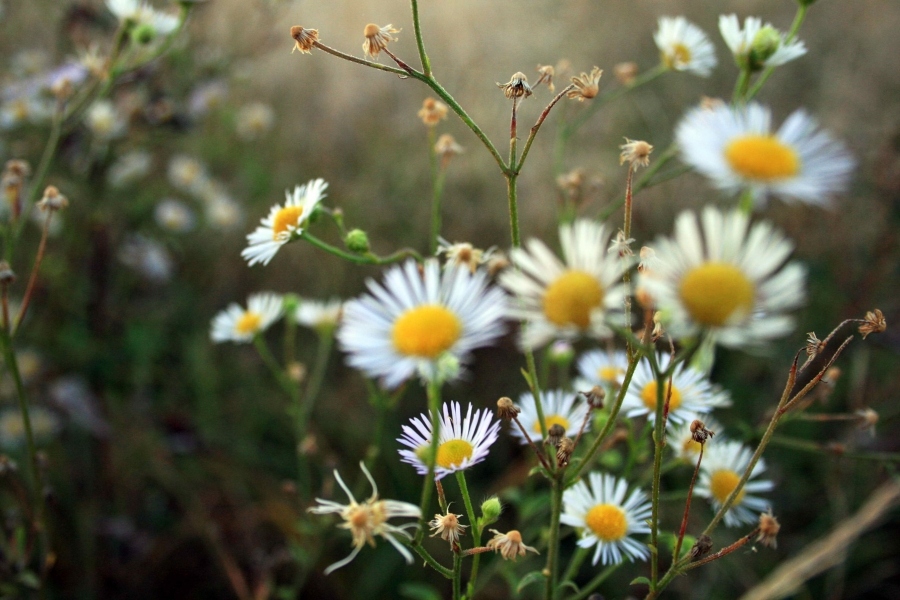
[457,471,482,597]
[544,476,564,600]
[412,545,453,578]
[312,41,409,76]
[409,0,432,77]
[569,563,621,600]
[0,325,48,575]
[673,443,704,562]
[565,64,668,134]
[516,85,575,172]
[253,336,299,402]
[649,369,671,590]
[452,549,462,599]
[684,527,760,571]
[598,144,679,222]
[506,97,521,247]
[301,231,422,265]
[511,414,552,472]
[561,547,588,587]
[413,380,442,544]
[13,210,54,334]
[746,4,809,101]
[299,332,334,436]
[769,435,900,462]
[427,127,442,254]
[732,67,752,104]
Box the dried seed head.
[689,534,713,560]
[290,26,319,54]
[546,424,566,448]
[567,66,602,101]
[582,385,606,409]
[497,72,533,99]
[690,419,715,444]
[556,437,575,467]
[651,311,665,341]
[756,509,780,549]
[556,168,586,199]
[859,309,886,339]
[37,185,69,211]
[486,529,539,561]
[614,61,638,85]
[429,511,467,544]
[619,138,653,168]
[535,64,555,92]
[434,134,464,166]
[3,160,30,180]
[418,97,448,126]
[496,396,521,420]
[486,251,510,277]
[608,230,635,258]
[805,331,824,358]
[362,23,400,58]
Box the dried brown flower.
[486,529,539,561]
[496,396,521,420]
[37,185,68,211]
[290,25,319,54]
[362,23,400,58]
[430,511,467,544]
[497,72,533,99]
[690,419,715,444]
[614,61,638,85]
[535,64,555,92]
[434,134,464,166]
[582,385,606,409]
[567,66,602,101]
[556,437,575,466]
[418,97,448,126]
[756,509,780,549]
[690,534,713,560]
[859,309,886,339]
[546,424,565,448]
[619,138,653,168]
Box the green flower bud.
[480,496,502,526]
[547,340,574,365]
[344,229,370,254]
[281,293,301,314]
[132,23,157,45]
[749,26,781,71]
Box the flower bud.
[749,26,781,70]
[480,496,502,525]
[344,229,370,254]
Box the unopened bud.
[344,229,370,254]
[546,424,565,448]
[480,496,502,525]
[690,534,713,560]
[132,23,157,45]
[583,386,605,409]
[496,396,521,420]
[749,26,781,70]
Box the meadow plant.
[0,0,896,598]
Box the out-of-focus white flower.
[654,16,718,77]
[235,102,275,141]
[154,198,196,233]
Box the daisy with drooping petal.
[676,102,854,206]
[654,16,718,77]
[639,207,805,348]
[501,219,627,350]
[210,293,283,343]
[511,389,589,444]
[671,413,725,462]
[575,349,629,392]
[397,401,500,480]
[308,462,420,574]
[561,472,652,566]
[338,259,507,389]
[296,298,343,333]
[696,440,773,526]
[719,14,806,71]
[622,353,730,426]
[241,178,328,266]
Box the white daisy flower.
[397,401,500,480]
[671,413,725,462]
[337,259,507,389]
[561,472,652,565]
[575,349,629,392]
[241,178,328,266]
[106,0,179,36]
[654,16,718,77]
[639,207,805,348]
[210,293,283,343]
[308,462,420,574]
[296,298,343,332]
[719,14,806,71]
[501,219,627,350]
[622,353,730,426]
[696,440,773,527]
[511,389,589,444]
[676,102,854,206]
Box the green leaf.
[516,571,546,594]
[399,582,443,600]
[630,576,651,586]
[520,368,533,389]
[560,580,580,593]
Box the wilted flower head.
[362,23,400,58]
[756,509,780,548]
[497,72,533,99]
[535,64,555,92]
[619,139,653,168]
[567,67,602,101]
[309,462,421,574]
[613,62,639,85]
[434,134,464,166]
[429,511,466,545]
[37,185,68,211]
[437,240,489,273]
[859,309,886,339]
[290,25,319,54]
[486,529,539,561]
[418,97,448,126]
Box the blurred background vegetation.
[0,0,898,598]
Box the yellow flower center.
[663,43,692,69]
[543,270,604,328]
[533,414,570,434]
[710,469,745,505]
[640,380,683,412]
[392,304,462,359]
[725,134,801,181]
[679,262,755,327]
[272,205,305,239]
[235,312,262,335]
[585,503,628,542]
[598,366,624,384]
[436,439,474,469]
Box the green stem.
[409,0,432,77]
[456,471,482,597]
[452,550,462,599]
[738,187,755,214]
[568,563,620,600]
[746,4,809,101]
[253,336,298,402]
[598,144,679,222]
[299,332,334,436]
[566,64,668,134]
[732,67,752,104]
[561,547,588,587]
[301,231,422,265]
[413,380,442,545]
[516,85,575,172]
[544,477,564,600]
[413,545,453,578]
[649,371,668,591]
[0,325,48,575]
[769,436,900,462]
[312,41,409,76]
